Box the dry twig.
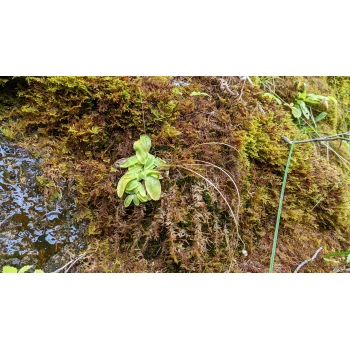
[294,246,323,273]
[53,252,88,273]
[282,136,350,145]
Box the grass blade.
[269,132,301,272]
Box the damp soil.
[0,134,84,271]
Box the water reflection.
[0,136,79,269]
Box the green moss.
[1,76,350,272]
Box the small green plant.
[284,83,337,121]
[2,265,44,273]
[263,83,336,126]
[116,135,167,207]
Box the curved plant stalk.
[269,131,301,273]
[162,164,244,249]
[183,160,241,221]
[186,142,241,216]
[186,142,242,220]
[177,141,244,248]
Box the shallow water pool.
[0,136,81,270]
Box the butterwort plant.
[117,135,167,207]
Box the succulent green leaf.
[135,171,146,181]
[2,266,18,273]
[144,154,156,170]
[127,182,143,195]
[34,269,44,273]
[133,195,140,206]
[133,140,149,164]
[291,106,302,119]
[124,194,134,207]
[140,134,151,151]
[150,173,162,179]
[125,179,141,192]
[145,176,161,200]
[315,112,327,122]
[117,172,137,198]
[137,192,150,202]
[120,155,140,168]
[297,101,310,119]
[144,169,162,179]
[18,265,33,273]
[304,94,324,105]
[128,164,143,173]
[138,184,146,197]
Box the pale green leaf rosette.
[116,135,166,206]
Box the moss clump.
[1,76,350,272]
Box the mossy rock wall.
[1,76,349,272]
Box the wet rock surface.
[0,135,84,271]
